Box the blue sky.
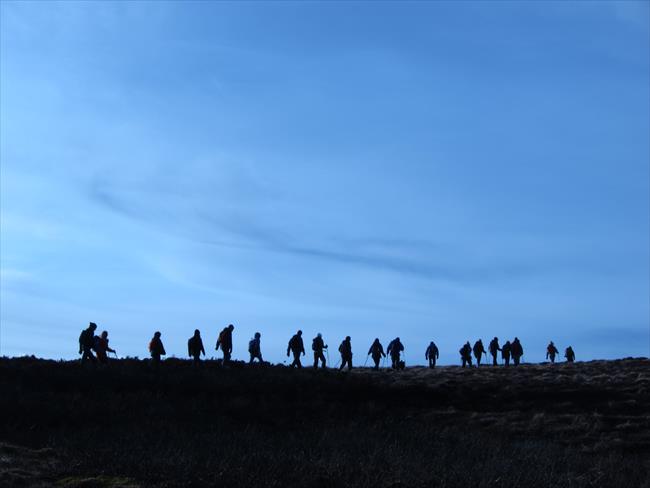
[1,1,648,364]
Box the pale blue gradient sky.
[1,1,648,364]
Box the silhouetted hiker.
[387,337,404,369]
[473,340,486,367]
[149,331,166,365]
[312,333,328,368]
[546,341,559,364]
[249,332,263,363]
[368,338,385,370]
[511,337,523,366]
[94,330,116,363]
[188,329,205,365]
[502,340,511,366]
[489,337,501,366]
[79,322,98,364]
[287,330,305,368]
[216,324,235,365]
[565,346,575,363]
[460,341,473,368]
[338,336,353,371]
[425,341,439,368]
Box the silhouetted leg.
[372,356,380,370]
[82,349,96,364]
[492,354,497,366]
[292,352,302,368]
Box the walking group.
[458,337,575,367]
[78,322,576,368]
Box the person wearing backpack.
[473,339,486,367]
[511,337,524,366]
[501,340,512,366]
[386,337,404,370]
[460,341,473,368]
[488,337,501,366]
[546,341,559,364]
[565,346,575,363]
[78,322,98,364]
[249,332,263,364]
[287,330,305,368]
[188,329,205,366]
[368,338,385,370]
[312,333,328,368]
[149,331,166,365]
[216,324,235,364]
[94,330,116,363]
[425,341,439,369]
[338,336,353,371]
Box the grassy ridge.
[1,357,649,487]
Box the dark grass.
[1,357,649,487]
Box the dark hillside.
[1,358,648,487]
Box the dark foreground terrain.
[1,357,649,488]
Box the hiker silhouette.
[368,338,385,370]
[216,324,235,365]
[149,331,166,365]
[546,341,559,364]
[460,341,473,368]
[338,336,353,371]
[473,340,486,367]
[565,346,575,363]
[387,337,404,369]
[425,341,439,369]
[188,329,205,365]
[287,330,305,368]
[78,322,98,364]
[312,333,328,368]
[489,337,501,366]
[249,332,263,364]
[511,337,524,366]
[95,330,116,364]
[501,340,511,366]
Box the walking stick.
[364,354,369,367]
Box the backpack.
[248,339,255,353]
[312,339,317,351]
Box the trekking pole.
[326,348,330,366]
[364,354,369,367]
[112,351,118,359]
